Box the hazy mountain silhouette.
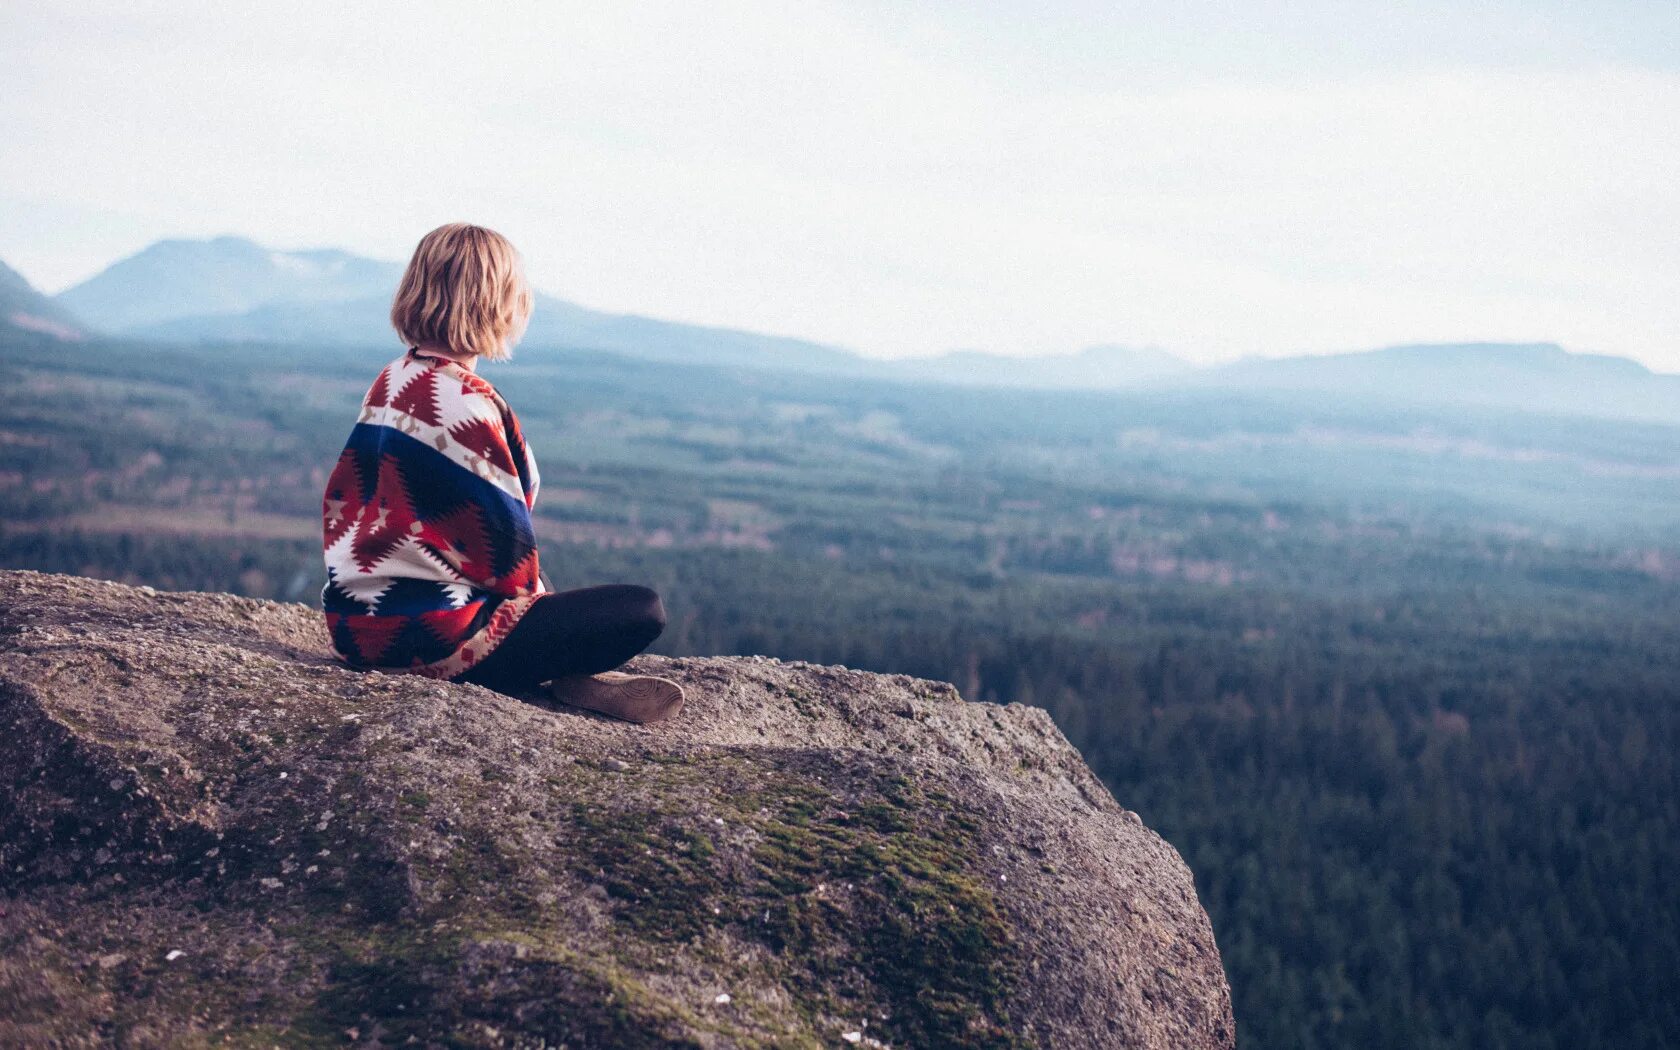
[56,236,401,332]
[1196,343,1680,424]
[40,237,1680,423]
[57,236,871,375]
[127,290,877,374]
[0,257,87,340]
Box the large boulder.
[0,570,1233,1048]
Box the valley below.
[3,323,1678,1049]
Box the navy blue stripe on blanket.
[341,421,536,579]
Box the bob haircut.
[391,223,533,361]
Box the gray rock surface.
[0,570,1234,1048]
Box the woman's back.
[321,347,543,678]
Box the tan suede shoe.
[546,671,686,724]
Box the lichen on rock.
[0,569,1234,1048]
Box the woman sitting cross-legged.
[319,222,684,723]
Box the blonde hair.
[390,223,533,361]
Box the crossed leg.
[452,584,666,696]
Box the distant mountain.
[0,258,87,340]
[43,237,1680,424]
[893,344,1192,389]
[63,236,872,375]
[132,289,874,375]
[56,236,401,332]
[1198,343,1680,424]
[69,237,1186,383]
[523,300,876,374]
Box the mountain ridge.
[56,235,402,332]
[34,236,1680,422]
[1190,341,1680,422]
[0,258,87,341]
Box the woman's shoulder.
[368,348,509,423]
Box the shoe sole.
[548,672,686,724]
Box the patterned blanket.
[321,348,544,678]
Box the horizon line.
[16,233,1672,375]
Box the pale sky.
[2,1,1677,367]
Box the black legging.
[452,584,666,696]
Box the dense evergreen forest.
[3,330,1678,1049]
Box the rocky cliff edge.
[0,570,1233,1049]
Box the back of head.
[391,223,533,361]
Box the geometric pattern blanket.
[321,348,545,679]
